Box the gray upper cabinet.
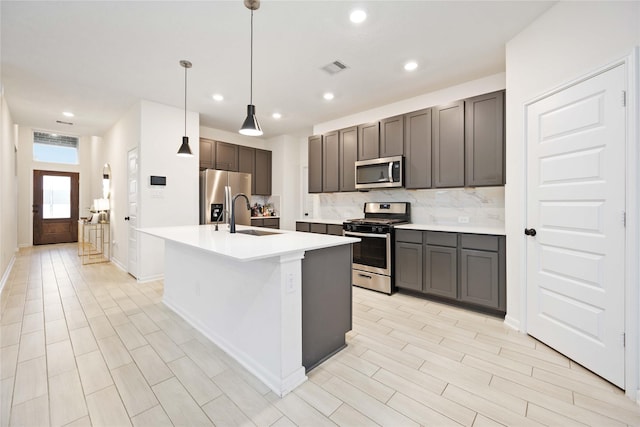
[433,100,465,188]
[339,127,358,192]
[404,108,432,189]
[322,131,340,192]
[357,122,380,160]
[308,135,323,193]
[238,145,255,192]
[199,138,215,170]
[215,141,239,171]
[255,149,272,195]
[379,115,404,158]
[465,90,505,187]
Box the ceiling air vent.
[56,120,74,125]
[321,60,348,75]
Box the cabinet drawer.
[310,223,328,234]
[251,219,264,227]
[263,218,279,229]
[296,222,310,232]
[395,229,423,244]
[461,234,499,251]
[327,224,344,236]
[425,231,457,247]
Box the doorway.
[33,170,79,245]
[525,64,626,387]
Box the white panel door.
[526,64,626,387]
[127,148,139,279]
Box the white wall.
[137,100,199,280]
[504,0,640,330]
[16,128,93,248]
[267,134,304,231]
[0,86,18,291]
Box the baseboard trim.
[136,274,164,283]
[0,255,17,296]
[503,314,521,332]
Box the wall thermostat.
[150,175,166,186]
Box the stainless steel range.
[343,202,410,294]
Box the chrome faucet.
[230,193,251,233]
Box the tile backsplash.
[307,187,504,228]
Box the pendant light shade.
[239,1,263,136]
[177,59,194,157]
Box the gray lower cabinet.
[395,229,505,313]
[296,221,310,232]
[296,221,343,236]
[251,218,279,229]
[424,245,457,299]
[301,244,352,371]
[395,241,423,291]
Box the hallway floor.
[1,243,639,426]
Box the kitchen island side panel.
[301,244,352,371]
[162,239,307,397]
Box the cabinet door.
[308,135,323,193]
[296,222,310,232]
[465,90,504,186]
[238,146,256,193]
[327,224,344,236]
[255,149,272,195]
[339,126,358,192]
[251,218,264,227]
[433,100,464,188]
[263,218,279,229]
[424,245,457,298]
[460,249,499,309]
[380,115,404,157]
[395,242,423,292]
[404,109,432,189]
[310,223,328,234]
[357,122,380,160]
[215,141,239,171]
[199,138,215,169]
[322,131,339,192]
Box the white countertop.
[138,225,359,262]
[296,218,345,225]
[395,223,505,235]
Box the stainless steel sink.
[235,229,280,236]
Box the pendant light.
[239,0,263,136]
[177,59,194,157]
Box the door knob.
[524,228,537,236]
[124,216,130,221]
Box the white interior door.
[526,65,626,387]
[127,148,139,279]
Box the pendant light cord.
[250,9,254,105]
[184,64,188,135]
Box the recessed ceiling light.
[323,92,335,101]
[212,94,224,101]
[404,61,418,71]
[63,111,74,117]
[350,10,367,24]
[272,113,282,119]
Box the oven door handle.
[344,231,388,239]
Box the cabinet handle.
[358,273,372,279]
[124,216,130,221]
[524,228,537,237]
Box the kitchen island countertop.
[138,224,358,262]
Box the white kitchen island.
[138,224,358,397]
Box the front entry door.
[526,64,626,387]
[33,170,79,245]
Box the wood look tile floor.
[1,243,639,427]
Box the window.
[33,131,79,164]
[42,175,71,219]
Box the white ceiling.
[1,1,555,139]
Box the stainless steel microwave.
[355,156,403,189]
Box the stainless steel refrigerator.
[199,169,252,226]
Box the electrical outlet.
[458,216,470,224]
